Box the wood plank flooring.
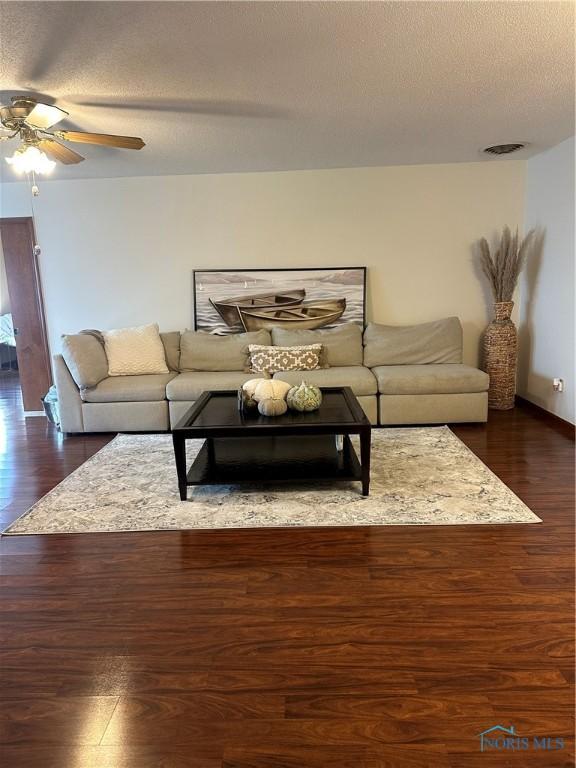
[0,371,574,767]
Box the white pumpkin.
[242,378,269,399]
[258,398,288,417]
[253,379,291,403]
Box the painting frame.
[192,266,367,334]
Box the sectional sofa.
[53,317,489,433]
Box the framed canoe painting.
[193,267,366,335]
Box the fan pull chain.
[31,170,40,197]
[27,171,42,257]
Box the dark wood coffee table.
[172,386,371,500]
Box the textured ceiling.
[0,1,574,180]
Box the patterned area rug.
[4,427,540,535]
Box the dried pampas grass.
[478,227,536,302]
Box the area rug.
[3,427,540,535]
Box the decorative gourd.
[253,379,291,403]
[238,387,258,412]
[258,398,288,417]
[242,378,269,399]
[287,381,323,412]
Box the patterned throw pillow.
[247,344,323,374]
[103,323,169,376]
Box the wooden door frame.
[0,216,52,415]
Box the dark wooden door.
[1,217,52,413]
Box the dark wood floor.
[0,371,574,768]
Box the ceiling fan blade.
[56,131,145,149]
[69,97,287,119]
[25,102,69,130]
[38,139,85,165]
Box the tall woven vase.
[482,301,517,410]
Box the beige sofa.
[53,317,489,433]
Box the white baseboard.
[23,411,46,417]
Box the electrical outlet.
[553,378,564,392]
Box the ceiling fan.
[0,96,145,175]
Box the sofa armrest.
[53,354,84,433]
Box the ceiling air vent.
[483,143,525,155]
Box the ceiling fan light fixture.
[25,102,68,130]
[1,97,145,175]
[6,145,56,175]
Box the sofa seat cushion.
[81,373,176,403]
[373,364,489,395]
[273,366,377,396]
[166,371,259,401]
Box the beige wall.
[518,136,575,424]
[0,160,525,366]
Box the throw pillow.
[103,323,169,376]
[248,344,323,374]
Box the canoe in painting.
[210,289,306,327]
[238,298,346,332]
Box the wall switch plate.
[553,378,564,392]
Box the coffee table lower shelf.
[186,434,362,489]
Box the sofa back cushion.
[103,323,169,376]
[179,329,271,371]
[363,317,463,367]
[272,323,363,367]
[160,332,181,372]
[61,331,109,390]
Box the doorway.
[0,217,52,415]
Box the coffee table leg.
[360,427,371,496]
[172,433,188,501]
